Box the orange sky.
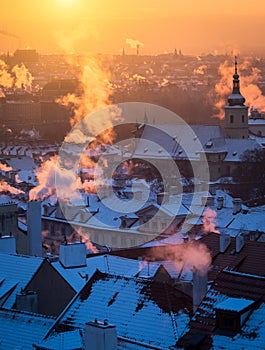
[1,0,265,55]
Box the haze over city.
[2,0,265,55]
[1,1,265,349]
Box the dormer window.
[215,297,255,334]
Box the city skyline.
[1,0,265,55]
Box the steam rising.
[0,181,24,195]
[0,162,12,172]
[126,38,144,49]
[203,208,220,234]
[213,59,265,118]
[147,242,211,276]
[56,56,118,130]
[0,60,34,96]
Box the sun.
[57,0,76,5]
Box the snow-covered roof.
[133,124,226,160]
[0,307,55,350]
[215,297,254,312]
[52,255,141,291]
[51,270,192,349]
[5,156,36,171]
[211,303,265,349]
[0,253,43,309]
[34,329,83,350]
[52,254,193,292]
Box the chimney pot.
[219,233,231,253]
[232,198,242,215]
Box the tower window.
[230,115,234,124]
[242,115,245,123]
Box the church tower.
[224,57,249,139]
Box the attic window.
[215,297,255,333]
[233,151,237,156]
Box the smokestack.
[236,235,244,253]
[84,320,117,350]
[27,200,42,257]
[233,198,242,215]
[193,269,208,313]
[219,233,231,253]
[217,196,224,210]
[136,44,140,56]
[59,242,87,268]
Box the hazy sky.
[1,0,265,55]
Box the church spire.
[228,56,245,106]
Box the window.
[242,114,245,123]
[230,115,234,124]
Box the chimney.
[219,233,231,253]
[209,184,216,195]
[233,198,242,215]
[84,319,117,350]
[16,290,38,313]
[236,235,244,253]
[59,242,87,268]
[217,196,224,210]
[193,269,208,313]
[0,235,16,254]
[201,196,214,207]
[27,200,42,257]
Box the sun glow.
[57,0,76,5]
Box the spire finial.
[235,56,238,75]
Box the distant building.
[13,49,39,64]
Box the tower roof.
[227,56,246,106]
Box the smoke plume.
[213,59,265,118]
[12,64,34,92]
[202,208,220,234]
[145,241,211,276]
[0,180,24,195]
[193,64,207,75]
[0,162,12,172]
[0,30,20,39]
[29,156,80,201]
[0,60,34,96]
[126,38,144,49]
